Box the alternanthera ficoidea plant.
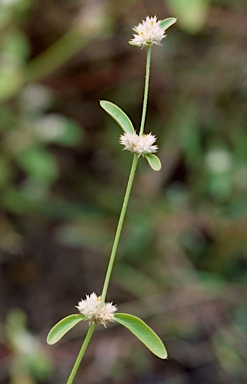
[47,16,176,384]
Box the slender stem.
[101,154,139,303]
[67,323,96,384]
[101,47,152,303]
[139,46,152,136]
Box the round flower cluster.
[129,16,166,48]
[76,293,117,327]
[120,132,158,156]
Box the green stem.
[1,26,89,103]
[101,47,152,303]
[139,46,152,136]
[101,154,139,303]
[25,27,88,83]
[67,323,96,384]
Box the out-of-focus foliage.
[166,0,210,32]
[2,309,52,383]
[0,0,247,383]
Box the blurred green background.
[0,0,247,383]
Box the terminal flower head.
[129,16,166,48]
[120,132,158,156]
[76,293,117,327]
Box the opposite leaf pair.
[47,312,167,359]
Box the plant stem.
[67,323,96,384]
[101,154,139,303]
[139,46,152,136]
[101,47,152,303]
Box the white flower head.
[129,16,166,48]
[76,293,117,327]
[120,132,158,156]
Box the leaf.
[166,0,209,33]
[145,154,161,171]
[0,154,12,187]
[160,17,177,31]
[16,146,59,185]
[114,313,168,359]
[35,114,82,147]
[100,100,135,134]
[0,66,23,103]
[47,314,85,345]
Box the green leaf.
[100,100,135,134]
[166,0,209,33]
[160,17,177,31]
[16,146,58,185]
[0,66,24,103]
[35,114,82,147]
[145,154,161,171]
[0,154,12,187]
[47,314,85,345]
[3,30,30,63]
[114,313,167,359]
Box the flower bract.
[76,293,117,327]
[120,132,158,156]
[129,16,166,48]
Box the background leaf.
[16,146,58,186]
[166,0,209,33]
[34,114,82,146]
[114,313,168,359]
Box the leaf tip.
[46,330,56,345]
[46,314,85,346]
[114,313,168,360]
[145,154,162,171]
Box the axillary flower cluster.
[129,16,166,47]
[76,293,117,327]
[120,132,158,156]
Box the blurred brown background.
[0,0,247,383]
